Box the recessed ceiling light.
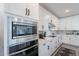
[65,9,70,13]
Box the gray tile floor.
[53,43,79,56]
[62,44,79,56]
[55,47,76,56]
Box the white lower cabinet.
[62,35,79,46]
[39,41,49,56]
[39,40,53,56]
[48,39,54,55]
[39,36,62,56]
[62,35,69,43]
[69,36,79,46]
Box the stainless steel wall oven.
[9,40,38,56]
[5,13,38,56]
[12,21,37,39]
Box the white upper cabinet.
[59,19,66,30]
[66,19,72,30]
[27,3,39,20]
[5,3,27,16]
[59,15,79,30]
[59,19,71,30]
[4,3,39,20]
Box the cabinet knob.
[48,46,50,50]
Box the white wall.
[59,15,79,30]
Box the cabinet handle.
[25,8,30,16]
[25,8,28,15]
[48,46,50,50]
[28,9,30,16]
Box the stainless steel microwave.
[12,21,37,39]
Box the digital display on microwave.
[12,22,37,38]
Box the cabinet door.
[51,38,57,52]
[27,3,39,20]
[74,36,79,46]
[39,42,49,56]
[69,36,79,46]
[48,39,55,55]
[5,3,27,17]
[66,19,72,30]
[59,20,66,30]
[71,18,79,30]
[58,35,62,45]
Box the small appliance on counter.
[39,31,46,39]
[77,33,79,35]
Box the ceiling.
[40,3,79,18]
